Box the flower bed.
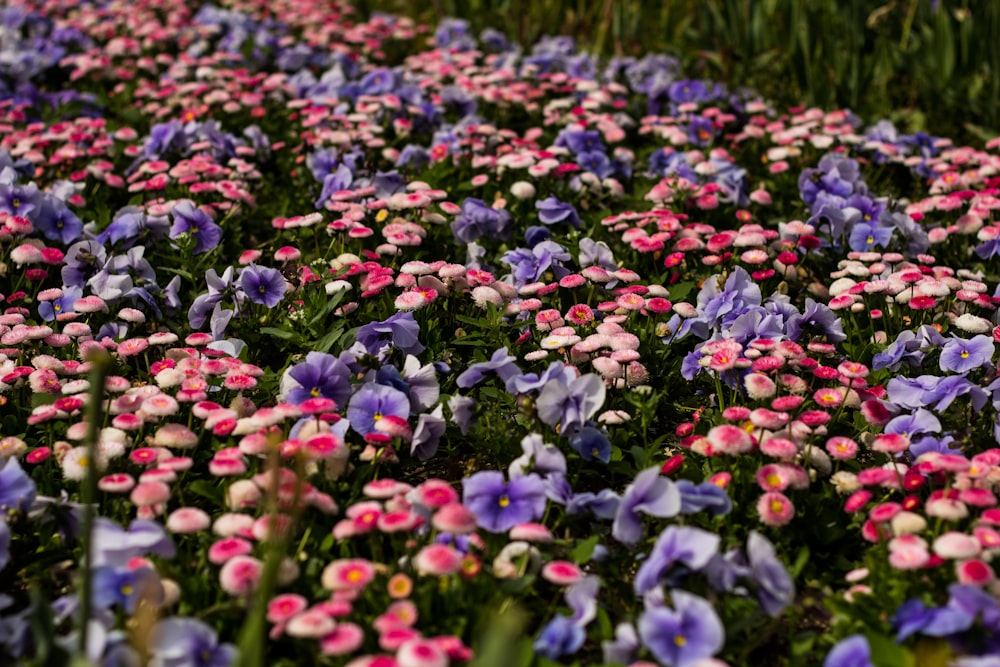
[1,3,999,666]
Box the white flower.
[954,313,992,334]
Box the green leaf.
[866,632,916,667]
[666,281,695,302]
[260,327,300,342]
[570,534,600,564]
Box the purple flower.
[346,383,410,436]
[170,200,223,254]
[786,298,846,344]
[885,408,940,440]
[450,197,512,244]
[0,457,36,515]
[411,406,446,461]
[151,617,236,667]
[509,433,567,478]
[92,566,164,613]
[462,470,546,533]
[568,426,611,463]
[686,117,715,146]
[939,335,995,374]
[893,598,973,642]
[534,615,585,659]
[447,394,477,434]
[634,525,720,595]
[356,312,425,356]
[823,635,873,667]
[91,519,174,569]
[638,590,724,667]
[602,622,639,665]
[501,241,571,287]
[747,531,795,617]
[285,352,352,407]
[0,521,9,572]
[612,467,681,547]
[456,347,520,389]
[535,196,581,228]
[240,264,286,308]
[847,222,893,252]
[676,480,732,516]
[34,196,83,244]
[536,372,606,435]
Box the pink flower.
[756,492,795,527]
[705,424,753,455]
[219,555,263,596]
[209,536,254,565]
[320,622,365,656]
[166,507,211,533]
[413,544,461,576]
[758,437,798,460]
[826,436,858,460]
[956,559,995,586]
[267,594,309,623]
[540,560,583,585]
[888,545,930,570]
[868,502,902,523]
[932,532,981,559]
[431,503,477,534]
[98,473,135,493]
[130,481,171,506]
[872,433,909,454]
[756,465,790,492]
[396,639,447,667]
[286,608,336,639]
[322,559,376,591]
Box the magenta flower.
[462,471,546,533]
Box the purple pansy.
[346,383,410,436]
[535,372,606,435]
[823,635,873,667]
[638,589,724,667]
[456,347,521,389]
[0,458,36,515]
[240,264,286,308]
[634,525,720,595]
[535,196,581,228]
[150,617,236,667]
[462,470,546,533]
[170,200,223,254]
[285,352,352,408]
[747,531,795,617]
[356,312,425,356]
[612,467,681,547]
[939,335,995,374]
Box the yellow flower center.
[770,500,784,513]
[373,412,382,421]
[675,635,687,647]
[766,473,782,488]
[961,350,969,359]
[121,584,133,596]
[498,495,510,508]
[866,235,874,245]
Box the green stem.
[76,349,111,658]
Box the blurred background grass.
[358,0,998,142]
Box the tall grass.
[362,0,998,139]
